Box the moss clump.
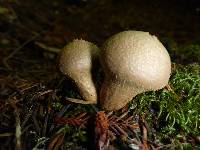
[61,125,88,150]
[179,45,200,63]
[129,63,200,141]
[161,37,200,64]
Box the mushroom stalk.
[71,71,97,103]
[100,77,142,110]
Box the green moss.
[62,125,88,150]
[129,63,200,140]
[160,37,200,64]
[179,45,200,63]
[49,125,88,150]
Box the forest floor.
[0,0,200,149]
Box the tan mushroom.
[100,31,171,111]
[59,39,99,104]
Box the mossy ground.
[129,63,200,149]
[0,0,200,149]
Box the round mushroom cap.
[59,39,99,78]
[59,39,99,103]
[101,31,171,91]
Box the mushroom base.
[100,78,141,111]
[71,72,97,104]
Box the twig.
[9,97,22,150]
[140,116,149,150]
[47,131,65,150]
[32,109,41,134]
[37,90,53,98]
[65,97,97,104]
[127,138,142,147]
[112,124,129,138]
[142,124,149,150]
[21,104,37,128]
[165,84,173,91]
[165,84,181,101]
[35,42,61,53]
[115,111,129,122]
[0,132,14,137]
[109,125,120,135]
[19,83,40,93]
[22,89,53,128]
[54,113,89,126]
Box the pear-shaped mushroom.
[59,39,99,104]
[100,31,171,111]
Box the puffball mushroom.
[100,31,171,111]
[59,39,99,104]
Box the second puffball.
[59,39,99,104]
